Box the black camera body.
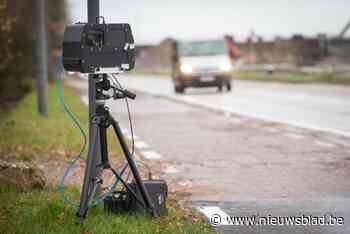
[62,22,135,74]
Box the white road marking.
[134,140,149,149]
[80,92,157,164]
[81,96,89,105]
[314,140,336,148]
[141,150,162,160]
[284,133,305,140]
[121,128,139,140]
[197,206,231,226]
[163,166,180,174]
[124,133,139,140]
[121,128,129,134]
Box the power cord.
[110,74,135,157]
[56,72,87,208]
[57,71,153,208]
[56,73,124,208]
[110,74,153,180]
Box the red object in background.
[224,35,242,61]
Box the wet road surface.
[69,76,350,234]
[117,75,350,137]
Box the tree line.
[0,0,67,109]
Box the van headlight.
[220,61,232,72]
[180,63,193,74]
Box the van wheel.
[175,86,184,94]
[218,85,223,92]
[226,82,232,91]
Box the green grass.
[0,184,214,234]
[0,81,214,234]
[0,80,88,154]
[0,80,122,159]
[232,69,350,84]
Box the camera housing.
[62,22,135,74]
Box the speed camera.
[62,21,135,74]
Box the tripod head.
[95,74,136,101]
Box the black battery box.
[104,191,131,214]
[104,180,168,216]
[129,180,168,216]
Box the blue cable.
[56,72,129,208]
[56,72,87,208]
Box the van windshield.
[179,40,226,57]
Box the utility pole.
[74,1,157,220]
[37,0,49,116]
[76,0,103,220]
[87,0,102,195]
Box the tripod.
[77,74,156,222]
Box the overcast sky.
[68,0,349,44]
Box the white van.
[171,39,232,93]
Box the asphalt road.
[69,76,350,234]
[117,75,350,137]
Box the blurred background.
[1,0,349,109]
[0,0,67,110]
[1,1,350,233]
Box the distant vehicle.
[171,39,232,93]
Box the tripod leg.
[110,117,157,216]
[99,123,110,168]
[77,122,99,222]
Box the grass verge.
[0,184,213,234]
[0,79,122,159]
[0,80,214,234]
